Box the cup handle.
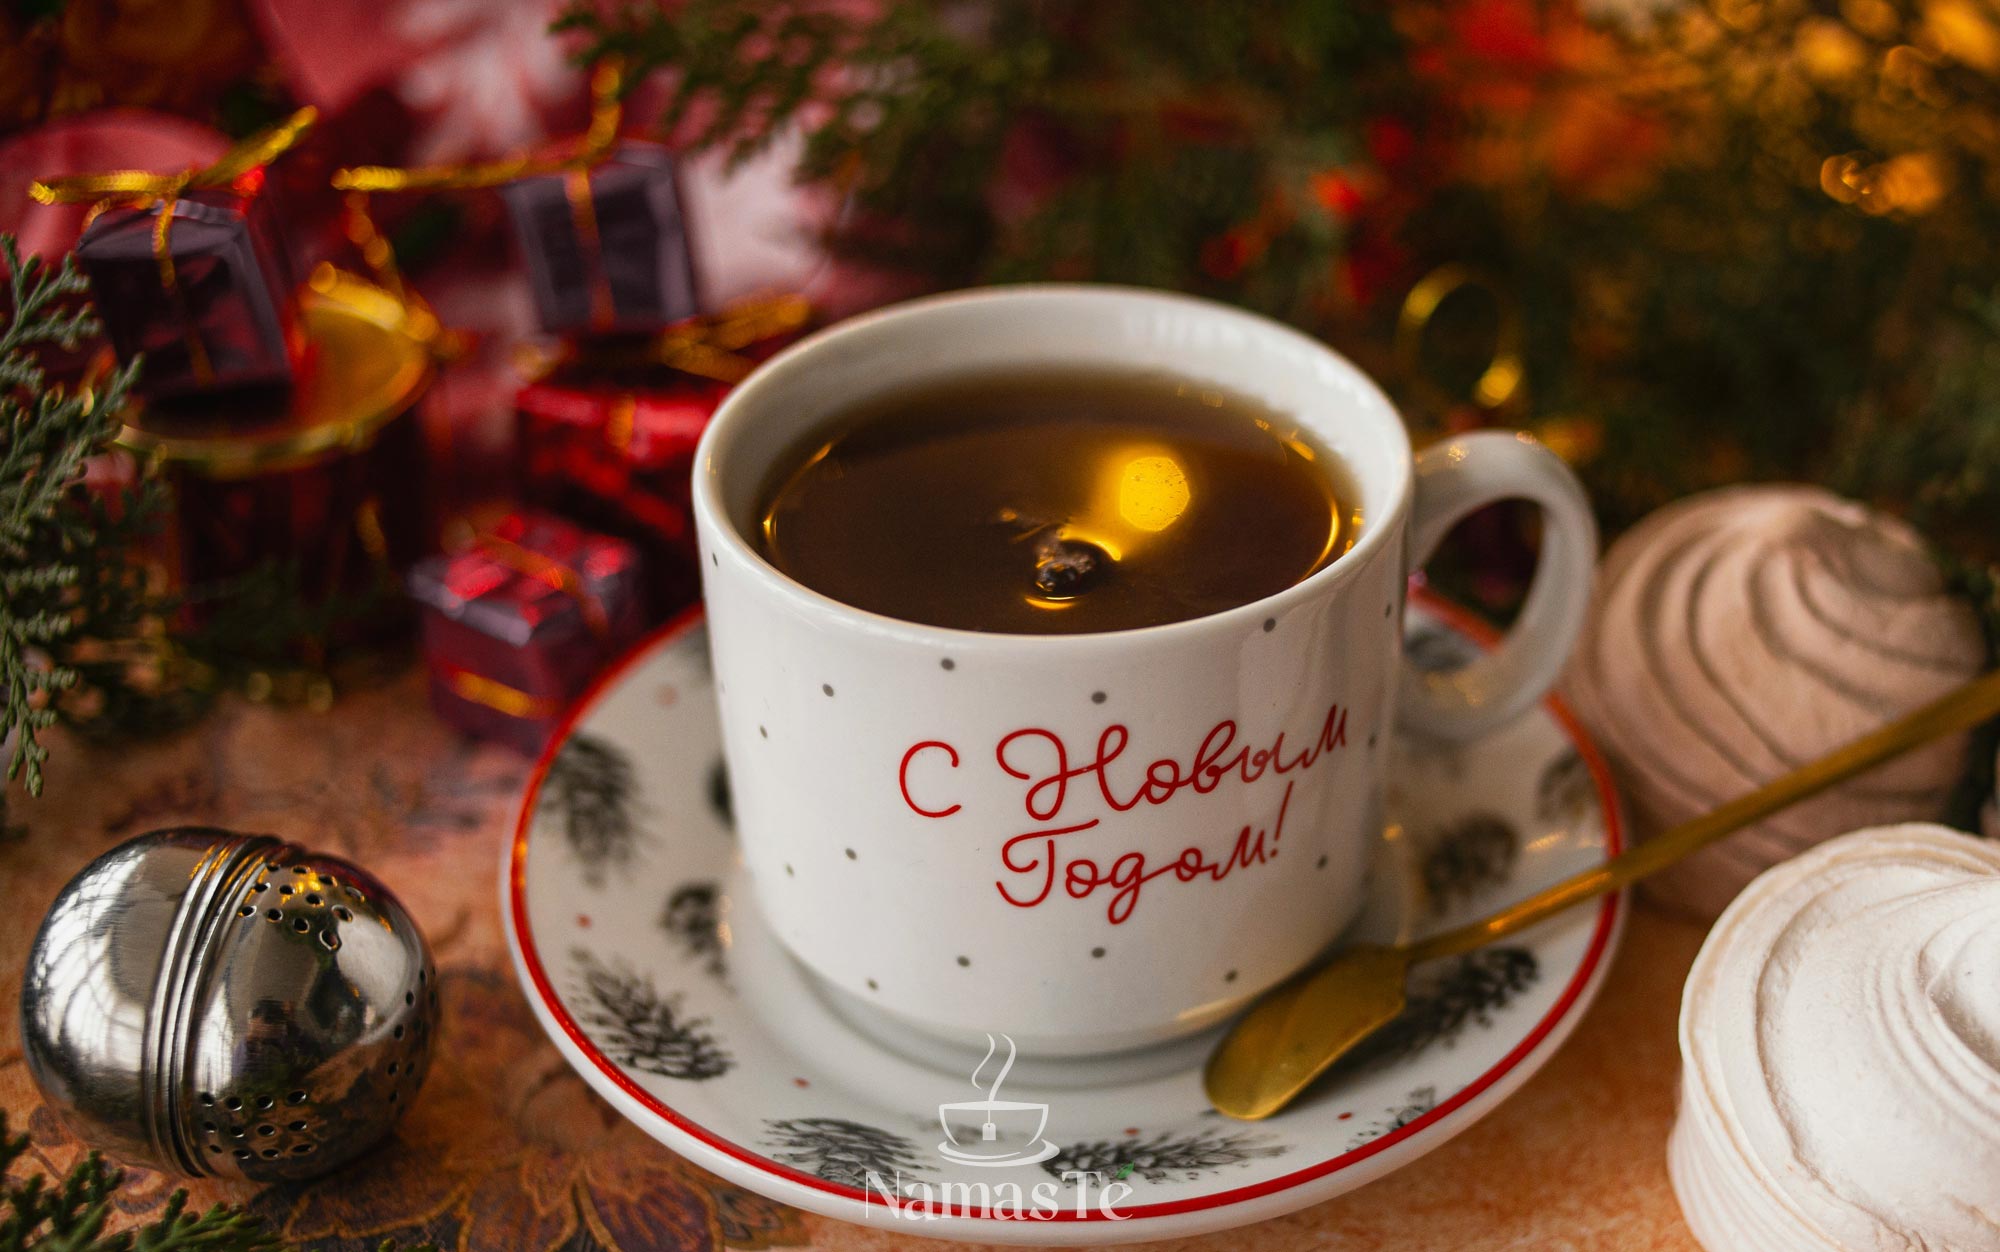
[1399,430,1597,741]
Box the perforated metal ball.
[18,828,437,1182]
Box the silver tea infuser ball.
[18,827,437,1182]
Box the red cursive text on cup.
[895,704,1349,924]
[996,781,1295,923]
[994,704,1347,823]
[898,740,962,818]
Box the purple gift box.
[76,189,299,397]
[407,510,648,755]
[500,141,702,336]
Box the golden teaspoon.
[1205,666,2000,1121]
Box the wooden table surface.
[1,669,1706,1252]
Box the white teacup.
[692,285,1595,1057]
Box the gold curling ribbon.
[649,293,813,383]
[333,60,626,327]
[565,167,617,329]
[29,107,320,385]
[332,61,623,194]
[441,666,564,720]
[29,107,318,207]
[523,292,815,387]
[1395,264,1527,415]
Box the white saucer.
[502,598,1626,1245]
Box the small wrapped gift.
[500,141,701,336]
[77,190,299,396]
[407,510,647,755]
[332,64,698,338]
[514,359,715,614]
[33,109,316,397]
[515,294,812,615]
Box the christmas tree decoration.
[113,267,438,660]
[1670,823,2000,1252]
[406,509,648,754]
[0,1,264,139]
[513,293,812,611]
[18,827,437,1183]
[1565,486,1988,919]
[30,109,318,397]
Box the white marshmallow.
[1566,486,1986,918]
[1671,824,2000,1251]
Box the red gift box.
[406,510,647,755]
[514,295,812,615]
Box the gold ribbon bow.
[332,61,625,321]
[29,107,319,383]
[29,106,319,212]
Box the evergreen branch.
[558,0,1400,298]
[0,234,161,797]
[0,1112,280,1252]
[0,1112,439,1252]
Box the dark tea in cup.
[754,368,1360,634]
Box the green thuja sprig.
[1,1112,439,1252]
[0,1112,276,1252]
[557,0,1399,314]
[0,235,154,798]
